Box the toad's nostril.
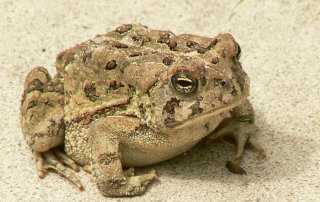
[220,80,227,86]
[214,79,228,87]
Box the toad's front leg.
[206,99,266,174]
[89,117,157,197]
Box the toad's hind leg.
[20,67,82,190]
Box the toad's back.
[54,24,236,122]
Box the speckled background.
[0,0,319,201]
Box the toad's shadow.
[139,118,319,184]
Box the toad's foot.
[123,169,157,195]
[223,136,266,175]
[33,147,83,190]
[97,169,157,197]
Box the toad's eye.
[236,43,241,59]
[171,73,198,94]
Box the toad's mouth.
[167,97,246,129]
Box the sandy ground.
[0,0,319,201]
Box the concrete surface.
[0,0,319,201]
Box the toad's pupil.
[177,78,193,88]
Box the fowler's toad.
[20,24,265,197]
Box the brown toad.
[20,24,265,197]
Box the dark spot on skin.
[207,38,219,49]
[129,52,142,57]
[108,80,116,88]
[167,41,177,50]
[98,153,119,165]
[84,82,99,101]
[163,98,181,114]
[131,35,140,41]
[108,80,124,90]
[82,51,92,63]
[211,57,219,64]
[162,57,174,66]
[105,60,117,70]
[132,34,151,44]
[115,24,132,34]
[197,47,208,54]
[27,100,37,109]
[32,79,44,88]
[164,117,176,126]
[157,33,177,50]
[196,39,218,54]
[128,84,136,94]
[214,79,227,87]
[186,41,198,48]
[27,79,44,93]
[157,33,170,44]
[42,48,46,52]
[189,101,203,116]
[112,42,128,49]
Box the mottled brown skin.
[20,24,265,197]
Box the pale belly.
[121,113,226,167]
[65,112,228,167]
